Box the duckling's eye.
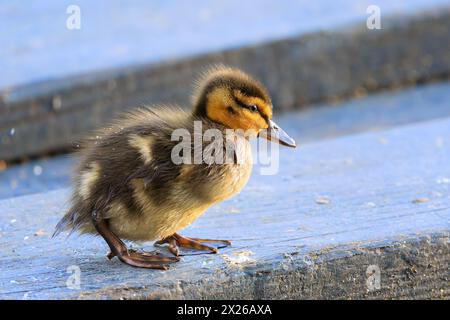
[249,105,258,112]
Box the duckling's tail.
[52,206,79,238]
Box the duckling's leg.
[92,212,179,269]
[155,233,231,256]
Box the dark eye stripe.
[232,95,248,109]
[232,96,258,112]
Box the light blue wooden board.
[0,117,449,299]
[1,0,449,90]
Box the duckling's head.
[193,65,296,147]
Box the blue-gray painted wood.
[0,118,449,299]
[1,0,449,90]
[2,81,450,200]
[2,4,449,161]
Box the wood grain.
[0,118,449,299]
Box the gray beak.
[258,120,297,148]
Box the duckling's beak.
[258,120,297,148]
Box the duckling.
[54,65,296,269]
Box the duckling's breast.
[166,134,253,235]
[208,134,253,202]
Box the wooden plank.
[1,8,450,161]
[2,0,448,91]
[0,118,449,299]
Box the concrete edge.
[1,9,450,161]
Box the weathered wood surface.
[2,81,450,200]
[0,118,449,299]
[1,7,450,161]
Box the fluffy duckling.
[54,65,296,269]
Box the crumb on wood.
[436,177,450,184]
[298,225,312,232]
[315,196,330,205]
[221,250,255,267]
[34,229,48,237]
[412,197,430,204]
[225,206,240,214]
